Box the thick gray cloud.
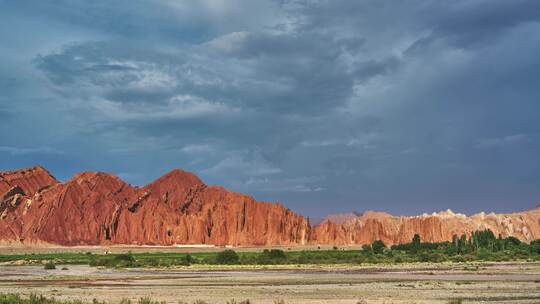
[1,0,540,217]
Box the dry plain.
[1,246,540,304]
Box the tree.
[372,240,386,254]
[471,229,496,250]
[457,234,468,254]
[412,234,421,245]
[411,234,421,253]
[505,236,521,247]
[452,234,459,248]
[529,240,540,254]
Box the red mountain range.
[1,166,539,246]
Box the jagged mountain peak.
[145,168,204,189]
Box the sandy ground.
[1,262,540,303]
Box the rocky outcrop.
[0,167,59,243]
[0,166,539,246]
[0,166,58,196]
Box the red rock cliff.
[1,166,540,246]
[312,208,540,245]
[0,167,309,246]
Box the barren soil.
[1,262,540,303]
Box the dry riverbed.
[1,263,540,303]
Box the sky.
[1,0,540,218]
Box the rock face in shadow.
[0,166,539,246]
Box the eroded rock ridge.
[1,166,539,246]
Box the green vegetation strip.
[1,230,540,268]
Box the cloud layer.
[1,0,540,217]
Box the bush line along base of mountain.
[4,230,540,268]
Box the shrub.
[183,254,194,265]
[476,248,493,261]
[137,297,166,304]
[256,249,287,264]
[451,255,466,263]
[89,253,136,268]
[215,250,239,264]
[115,254,135,263]
[361,244,372,253]
[265,249,286,259]
[226,300,251,304]
[0,293,89,304]
[44,262,56,270]
[462,254,476,262]
[418,252,446,263]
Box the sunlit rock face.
[0,166,539,246]
[313,207,540,245]
[0,166,58,196]
[0,167,309,246]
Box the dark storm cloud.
[0,109,11,120]
[1,0,540,217]
[430,0,540,45]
